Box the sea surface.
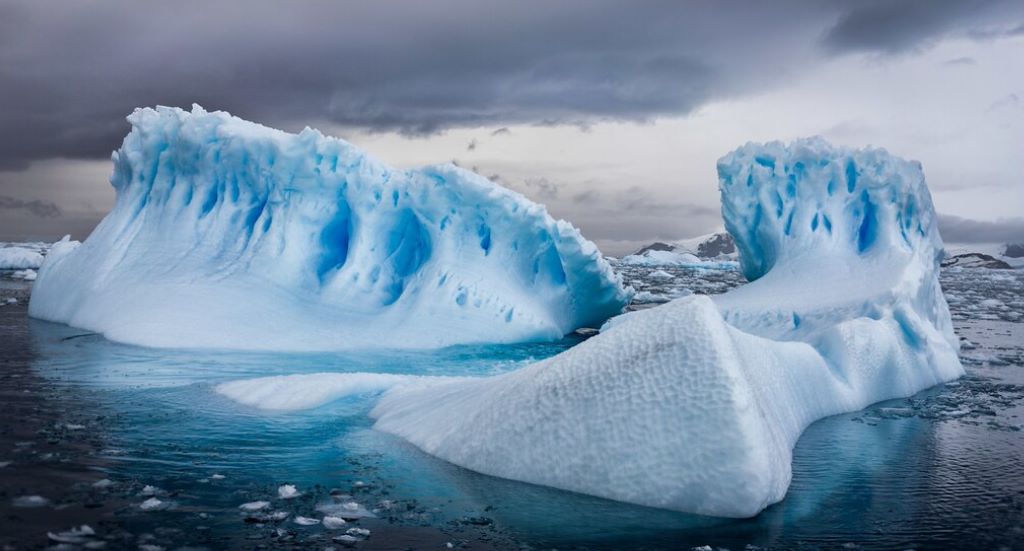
[1,257,1022,550]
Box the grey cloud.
[822,0,1023,55]
[572,189,602,204]
[988,93,1021,112]
[513,177,561,201]
[937,213,1024,244]
[0,195,61,218]
[967,22,1024,40]
[0,0,853,169]
[943,56,976,66]
[480,172,720,247]
[570,203,720,245]
[550,185,721,244]
[3,0,1022,172]
[615,186,719,216]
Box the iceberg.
[29,106,628,350]
[619,249,702,266]
[618,248,737,269]
[363,138,963,517]
[0,246,44,270]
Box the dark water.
[1,265,1022,550]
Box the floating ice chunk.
[346,527,370,538]
[238,500,270,512]
[139,485,160,496]
[322,516,348,529]
[294,515,320,526]
[370,138,963,518]
[47,525,96,544]
[316,500,374,519]
[263,510,290,522]
[210,473,225,480]
[29,106,629,351]
[139,497,166,511]
[92,479,114,489]
[648,269,674,280]
[11,268,37,280]
[11,495,50,507]
[216,372,462,411]
[277,484,301,499]
[0,246,44,270]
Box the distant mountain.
[942,242,1024,269]
[941,253,1012,269]
[631,232,737,260]
[694,233,735,258]
[1003,243,1024,258]
[633,242,675,255]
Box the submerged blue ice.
[29,106,629,351]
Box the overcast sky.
[1,0,1022,254]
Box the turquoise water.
[4,265,1023,549]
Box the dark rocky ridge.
[631,233,736,259]
[633,242,675,255]
[941,253,1013,269]
[695,233,735,258]
[1003,243,1024,258]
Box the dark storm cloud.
[967,22,1024,40]
[4,0,1022,171]
[821,0,1023,55]
[937,214,1024,244]
[0,0,840,170]
[0,195,60,218]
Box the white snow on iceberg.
[0,246,44,270]
[364,138,963,517]
[618,248,737,269]
[29,106,629,350]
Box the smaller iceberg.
[362,138,963,517]
[29,106,628,350]
[0,246,44,270]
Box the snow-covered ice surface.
[28,105,628,351]
[360,138,964,517]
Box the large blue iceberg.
[221,138,964,517]
[29,106,629,350]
